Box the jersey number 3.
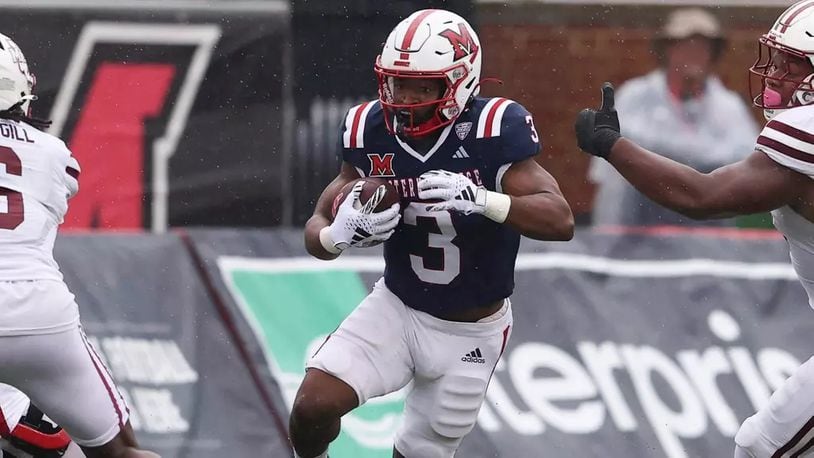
[403,203,460,285]
[0,146,23,230]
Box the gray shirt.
[590,70,759,227]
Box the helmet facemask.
[749,35,814,119]
[375,59,471,138]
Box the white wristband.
[483,190,512,223]
[319,226,343,255]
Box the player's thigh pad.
[396,375,490,458]
[0,326,128,447]
[735,354,814,457]
[396,301,513,457]
[429,374,488,439]
[306,278,413,406]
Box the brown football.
[331,177,400,219]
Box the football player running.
[290,8,574,458]
[575,1,814,456]
[0,33,156,458]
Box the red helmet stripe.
[400,10,437,53]
[780,0,814,33]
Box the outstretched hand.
[575,82,621,159]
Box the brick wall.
[477,4,783,218]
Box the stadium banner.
[189,228,812,458]
[54,233,292,458]
[0,3,289,231]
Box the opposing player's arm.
[501,157,574,240]
[607,140,805,218]
[304,162,360,260]
[577,82,807,219]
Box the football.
[332,177,400,219]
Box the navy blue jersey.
[339,97,541,316]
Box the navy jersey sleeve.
[336,101,378,173]
[495,101,541,164]
[474,99,541,192]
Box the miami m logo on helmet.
[439,24,479,62]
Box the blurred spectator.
[589,7,759,227]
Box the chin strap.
[761,76,814,121]
[393,111,446,139]
[794,75,814,106]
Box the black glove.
[575,82,622,159]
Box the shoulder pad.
[342,101,378,149]
[475,98,516,139]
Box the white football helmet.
[749,0,814,120]
[0,33,35,115]
[375,9,482,138]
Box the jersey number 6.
[0,146,23,230]
[403,203,460,285]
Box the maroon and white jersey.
[756,107,814,307]
[0,119,79,282]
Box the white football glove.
[418,170,511,223]
[321,181,401,254]
[417,170,511,222]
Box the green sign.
[218,257,406,457]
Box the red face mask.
[374,58,469,138]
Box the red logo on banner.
[52,23,220,231]
[65,63,175,229]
